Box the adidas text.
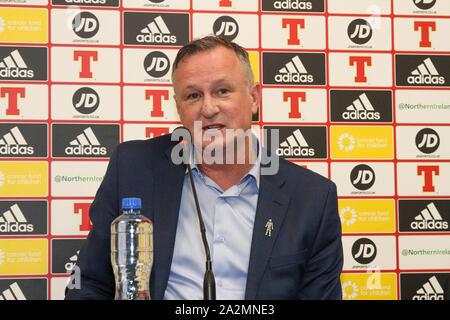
[273,0,312,10]
[0,68,34,79]
[410,220,448,230]
[275,73,313,83]
[65,145,107,156]
[0,145,34,155]
[412,293,444,300]
[407,75,445,85]
[343,110,380,120]
[276,146,314,157]
[64,0,106,4]
[136,33,176,44]
[0,222,34,233]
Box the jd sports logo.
[0,124,47,158]
[347,19,372,45]
[413,276,444,300]
[352,238,377,264]
[262,52,326,85]
[261,0,325,12]
[123,12,189,46]
[72,12,99,39]
[0,47,47,81]
[396,55,449,87]
[144,51,170,78]
[51,0,119,7]
[416,128,440,154]
[264,126,327,159]
[398,200,450,232]
[52,124,119,158]
[213,16,239,41]
[414,0,436,10]
[72,87,100,114]
[351,164,375,190]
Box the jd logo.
[213,16,239,41]
[72,12,99,39]
[350,164,375,190]
[413,0,437,10]
[72,87,100,114]
[352,238,377,264]
[347,19,372,45]
[416,128,440,154]
[144,51,170,78]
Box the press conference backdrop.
[0,0,449,301]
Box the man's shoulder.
[114,134,173,157]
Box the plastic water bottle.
[111,198,153,300]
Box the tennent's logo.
[414,21,436,48]
[413,276,444,300]
[282,18,304,46]
[417,165,439,192]
[0,87,25,116]
[410,202,449,231]
[349,56,372,83]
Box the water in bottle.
[111,197,153,300]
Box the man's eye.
[187,93,199,99]
[218,88,229,95]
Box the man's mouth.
[202,124,225,131]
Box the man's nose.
[200,94,219,118]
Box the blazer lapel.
[151,144,185,300]
[245,170,290,300]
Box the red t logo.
[349,56,372,83]
[219,0,232,7]
[74,203,92,232]
[414,21,436,48]
[145,89,169,118]
[1,87,25,116]
[417,165,439,192]
[146,127,170,138]
[282,18,305,46]
[283,91,306,119]
[74,50,98,78]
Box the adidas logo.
[0,203,34,233]
[273,0,313,10]
[412,276,444,300]
[65,250,79,272]
[275,56,314,83]
[137,16,176,44]
[0,49,34,79]
[410,202,449,230]
[64,127,107,156]
[343,93,380,120]
[407,58,445,85]
[0,282,26,300]
[0,126,34,155]
[277,129,314,157]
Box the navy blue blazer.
[65,134,343,300]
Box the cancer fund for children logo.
[0,162,47,197]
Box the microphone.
[173,127,216,300]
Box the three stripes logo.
[407,57,445,85]
[0,126,33,155]
[0,282,26,300]
[343,93,380,121]
[275,55,314,83]
[410,202,449,230]
[137,16,176,44]
[413,276,444,300]
[0,49,34,79]
[0,203,34,233]
[278,128,314,157]
[0,46,47,81]
[65,127,106,156]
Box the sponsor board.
[397,163,450,196]
[400,272,449,300]
[261,0,324,12]
[123,12,189,47]
[193,0,258,11]
[123,123,179,141]
[330,90,392,123]
[342,236,397,271]
[123,0,190,9]
[327,0,391,14]
[248,51,259,83]
[329,53,392,87]
[395,89,450,124]
[0,278,47,300]
[51,47,120,83]
[0,161,47,197]
[396,126,450,159]
[123,86,178,122]
[262,52,326,86]
[263,125,327,160]
[50,277,71,300]
[51,124,120,158]
[51,161,107,197]
[0,200,47,236]
[0,84,48,120]
[0,46,47,81]
[51,0,119,7]
[51,85,120,121]
[399,235,450,270]
[0,239,47,275]
[193,13,259,48]
[398,199,450,233]
[330,162,395,196]
[395,54,449,87]
[51,238,86,274]
[0,0,48,4]
[51,9,120,45]
[341,273,397,300]
[330,126,394,160]
[339,199,396,233]
[0,123,47,158]
[260,15,325,49]
[0,7,47,44]
[261,88,327,123]
[328,16,392,51]
[394,0,450,15]
[123,48,177,84]
[51,200,92,236]
[291,161,328,178]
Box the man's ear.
[250,82,261,115]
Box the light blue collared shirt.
[163,140,261,300]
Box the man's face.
[173,46,260,153]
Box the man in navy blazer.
[65,36,343,300]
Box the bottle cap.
[122,197,142,210]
